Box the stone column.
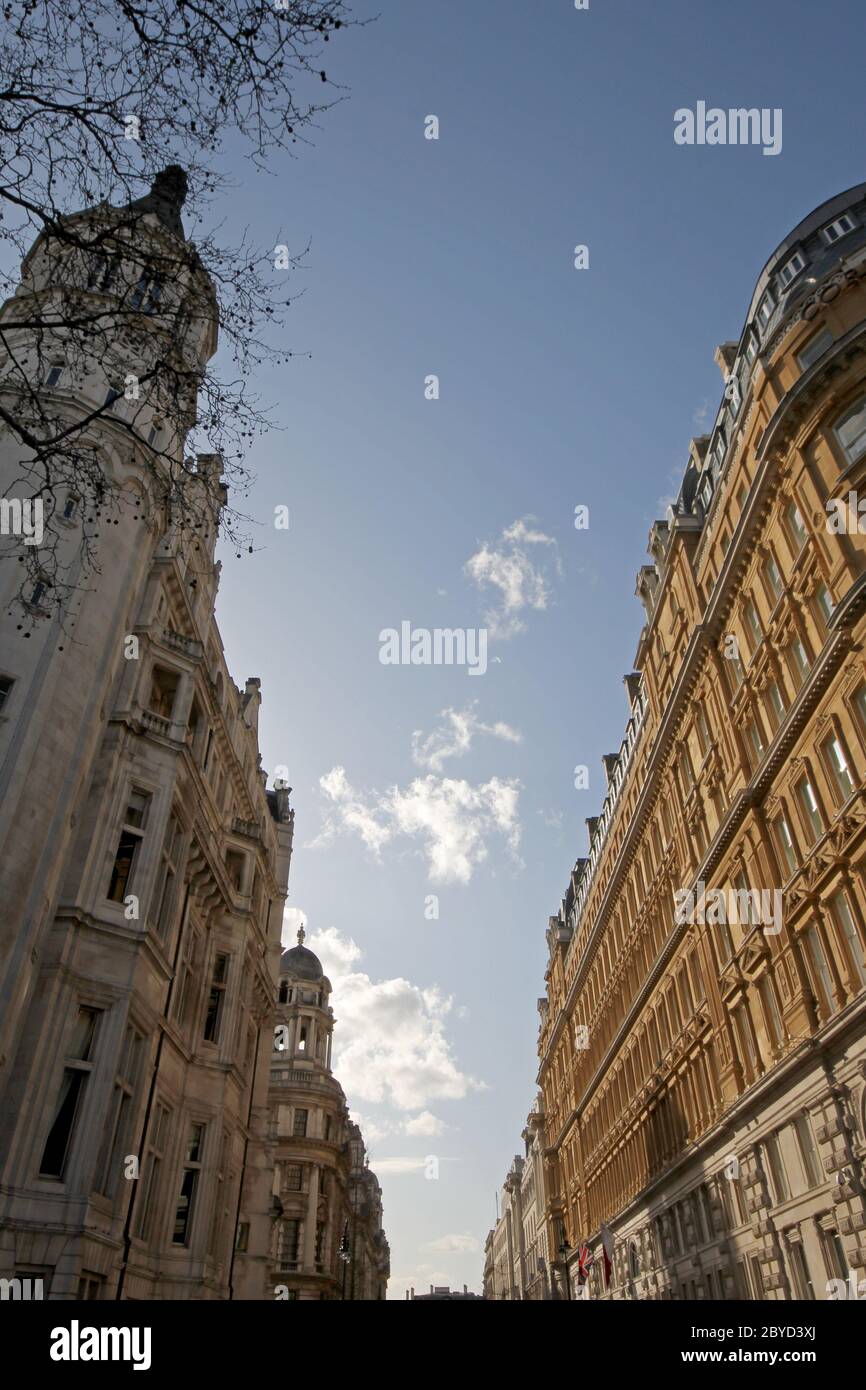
[303,1165,320,1271]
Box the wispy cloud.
[308,764,521,885]
[426,1233,480,1254]
[411,700,522,774]
[464,517,561,640]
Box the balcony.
[162,626,204,661]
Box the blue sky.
[185,1,865,1295]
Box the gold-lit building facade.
[539,183,866,1301]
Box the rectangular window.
[44,363,63,387]
[822,733,855,804]
[779,250,806,287]
[749,719,766,764]
[797,326,834,371]
[39,1007,99,1178]
[293,1108,308,1138]
[821,213,855,244]
[760,976,784,1049]
[831,892,866,988]
[172,1122,205,1246]
[135,1102,171,1241]
[107,789,150,903]
[765,1133,789,1204]
[767,680,786,731]
[855,685,866,736]
[152,813,182,936]
[835,397,866,466]
[203,953,229,1043]
[786,502,808,551]
[733,1004,758,1081]
[821,1228,849,1281]
[764,555,784,603]
[806,926,835,1015]
[789,637,810,686]
[280,1219,301,1266]
[97,1025,143,1199]
[774,814,798,877]
[285,1163,303,1191]
[696,706,712,755]
[793,1113,821,1189]
[789,1241,816,1300]
[814,583,834,627]
[757,294,774,328]
[797,777,824,842]
[745,599,763,651]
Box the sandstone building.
[0,170,387,1299]
[538,182,866,1301]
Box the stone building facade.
[269,931,389,1300]
[0,169,387,1299]
[484,1096,551,1299]
[539,182,866,1302]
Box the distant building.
[406,1284,483,1300]
[484,1094,552,1299]
[269,931,389,1299]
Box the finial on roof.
[297,923,306,946]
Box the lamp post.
[339,1220,351,1300]
[558,1238,572,1302]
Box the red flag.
[600,1223,614,1288]
[577,1243,594,1283]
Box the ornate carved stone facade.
[539,182,866,1302]
[0,170,387,1300]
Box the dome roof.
[279,925,323,981]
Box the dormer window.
[757,292,774,329]
[43,362,63,387]
[821,213,855,245]
[778,250,806,289]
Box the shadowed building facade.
[539,183,866,1302]
[0,170,387,1299]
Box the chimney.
[602,754,619,784]
[623,673,642,708]
[714,342,737,378]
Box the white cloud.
[464,516,561,640]
[281,906,308,947]
[411,701,521,774]
[368,1157,433,1175]
[308,764,521,885]
[293,921,484,1113]
[426,1234,480,1254]
[404,1110,445,1138]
